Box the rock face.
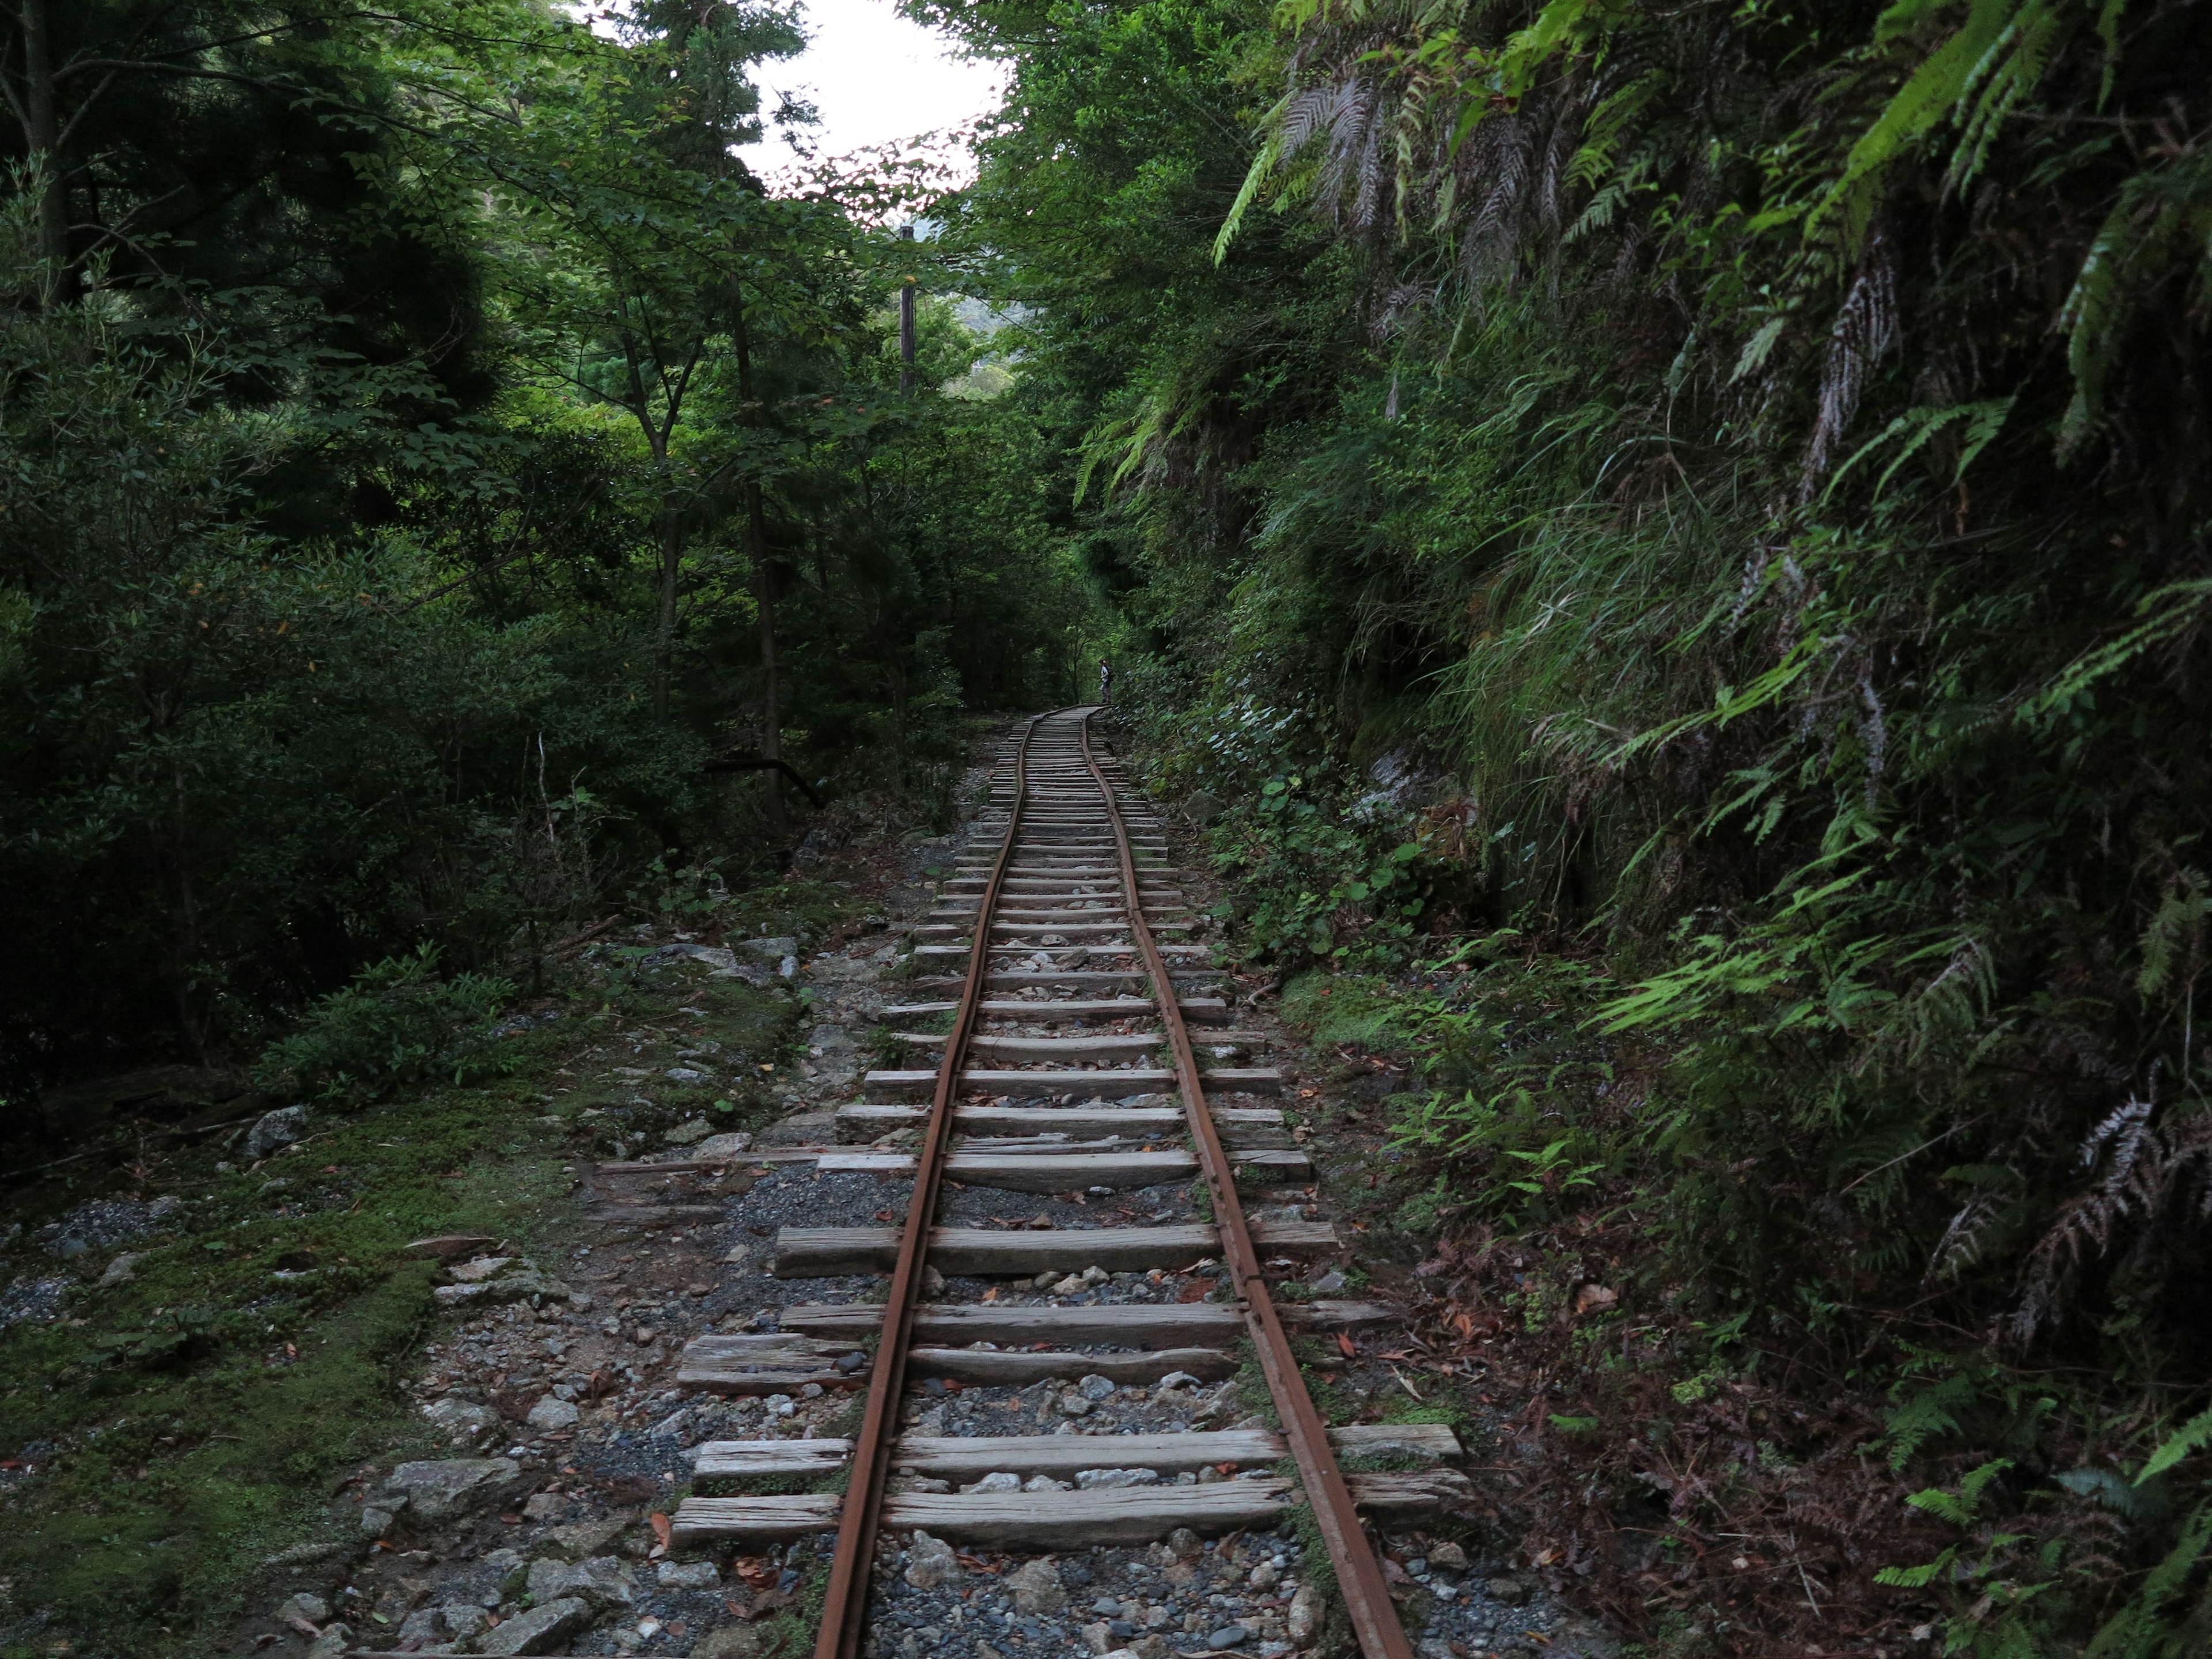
[244,1105,308,1160]
[371,1457,529,1525]
[1007,1557,1067,1615]
[903,1530,963,1589]
[474,1596,589,1654]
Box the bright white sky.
[738,0,1005,177]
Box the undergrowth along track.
[665,707,1442,1659]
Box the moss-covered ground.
[0,879,868,1658]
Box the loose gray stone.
[1057,1391,1094,1417]
[302,1624,351,1659]
[531,1516,633,1562]
[1307,1268,1349,1296]
[964,1470,1021,1493]
[1006,1557,1066,1615]
[422,1396,499,1441]
[1209,1626,1249,1647]
[1486,1577,1531,1605]
[1077,1373,1116,1400]
[738,936,800,961]
[97,1252,142,1288]
[525,1554,634,1611]
[1429,1541,1468,1571]
[1288,1583,1321,1644]
[474,1595,589,1654]
[696,1131,755,1160]
[525,1395,580,1432]
[1164,1527,1204,1558]
[396,1605,491,1646]
[658,1559,720,1589]
[359,1506,396,1539]
[245,1105,309,1160]
[275,1592,329,1624]
[903,1530,963,1590]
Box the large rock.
[1007,1557,1066,1615]
[695,1131,755,1161]
[372,1457,528,1525]
[245,1106,309,1160]
[903,1530,963,1589]
[524,1554,635,1611]
[474,1596,589,1655]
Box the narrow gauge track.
[664,708,1444,1659]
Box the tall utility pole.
[898,224,916,395]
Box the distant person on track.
[1099,657,1112,705]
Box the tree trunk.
[752,480,783,839]
[20,0,67,302]
[654,499,682,719]
[732,296,785,839]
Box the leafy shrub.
[251,946,515,1105]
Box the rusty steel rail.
[1077,711,1418,1659]
[813,713,1043,1659]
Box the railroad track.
[661,707,1443,1659]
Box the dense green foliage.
[921,0,2212,1648]
[0,0,1090,1100]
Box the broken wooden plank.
[910,1345,1234,1385]
[687,1438,853,1478]
[881,1480,1290,1546]
[810,1147,1304,1191]
[1344,1468,1475,1518]
[670,1493,842,1544]
[834,1103,1283,1145]
[779,1300,1245,1347]
[672,1333,869,1395]
[1330,1423,1466,1464]
[891,1429,1279,1480]
[860,1067,1282,1100]
[772,1219,1339,1278]
[777,1297,1399,1346]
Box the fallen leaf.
[649,1512,673,1550]
[1573,1282,1618,1316]
[1336,1332,1357,1358]
[1177,1279,1212,1303]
